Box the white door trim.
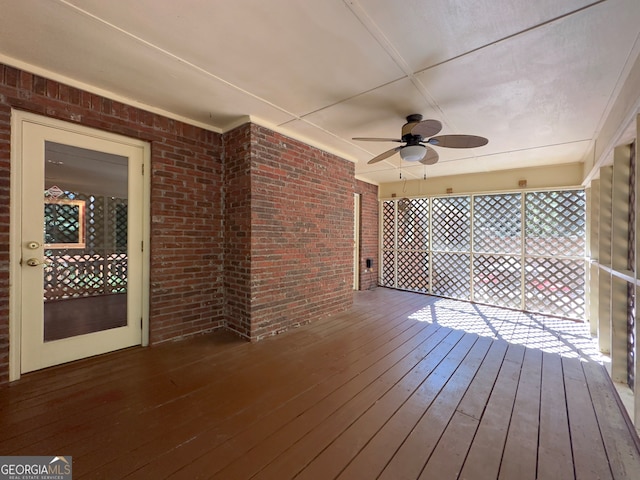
[9,110,151,381]
[353,193,361,290]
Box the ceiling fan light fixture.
[400,144,426,162]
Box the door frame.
[9,110,151,381]
[353,193,361,290]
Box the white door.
[13,112,149,375]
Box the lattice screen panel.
[44,193,128,300]
[473,193,521,254]
[381,200,396,288]
[397,250,429,292]
[379,189,586,321]
[628,283,635,390]
[382,201,395,250]
[432,252,470,300]
[432,197,470,252]
[524,257,585,319]
[525,190,586,256]
[84,193,105,254]
[115,203,128,253]
[473,255,521,308]
[44,203,83,245]
[381,250,395,288]
[108,253,128,293]
[45,253,104,299]
[398,198,429,250]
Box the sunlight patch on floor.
[408,298,605,362]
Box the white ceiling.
[1,0,639,185]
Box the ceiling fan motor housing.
[401,114,424,138]
[402,133,423,145]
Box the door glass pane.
[43,141,128,342]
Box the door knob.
[26,241,40,250]
[25,258,45,267]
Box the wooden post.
[611,146,631,383]
[598,166,613,354]
[588,181,600,337]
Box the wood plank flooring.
[1,288,639,479]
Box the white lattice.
[44,193,128,300]
[525,190,586,256]
[432,252,470,300]
[398,198,429,250]
[473,254,521,308]
[432,197,470,252]
[381,250,396,288]
[525,257,585,319]
[473,193,521,254]
[382,201,395,250]
[397,250,429,292]
[379,190,586,320]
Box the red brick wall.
[249,124,354,339]
[356,179,379,290]
[223,122,358,340]
[0,63,374,384]
[223,124,253,338]
[149,129,225,343]
[0,64,225,384]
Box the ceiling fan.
[353,114,488,165]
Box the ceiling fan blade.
[419,146,439,165]
[427,134,488,148]
[353,137,402,142]
[411,119,442,138]
[367,146,402,164]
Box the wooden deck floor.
[2,288,639,479]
